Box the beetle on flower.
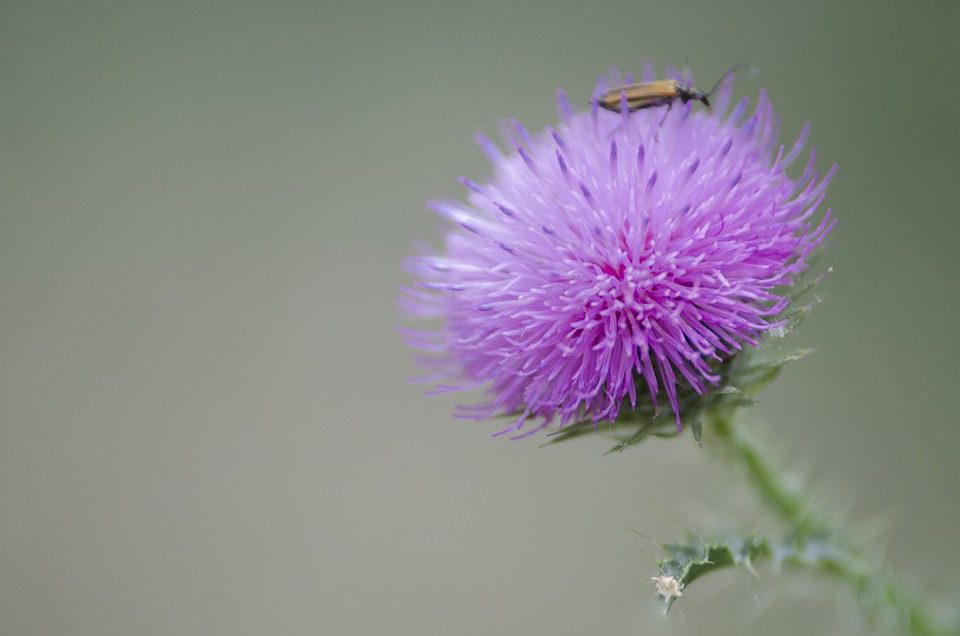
[401,64,835,439]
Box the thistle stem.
[709,414,818,535]
[708,414,952,636]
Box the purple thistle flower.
[401,66,836,439]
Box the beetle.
[598,62,753,114]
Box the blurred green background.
[1,1,958,634]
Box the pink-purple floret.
[401,67,836,439]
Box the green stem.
[710,414,814,532]
[708,413,952,636]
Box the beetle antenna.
[680,52,693,87]
[706,61,757,98]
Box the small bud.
[650,574,683,599]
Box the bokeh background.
[2,1,958,634]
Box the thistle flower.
[401,65,835,439]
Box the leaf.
[732,348,815,396]
[655,536,771,612]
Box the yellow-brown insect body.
[598,79,710,114]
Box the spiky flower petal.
[402,66,835,439]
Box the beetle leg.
[657,101,673,128]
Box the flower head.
[401,65,835,439]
